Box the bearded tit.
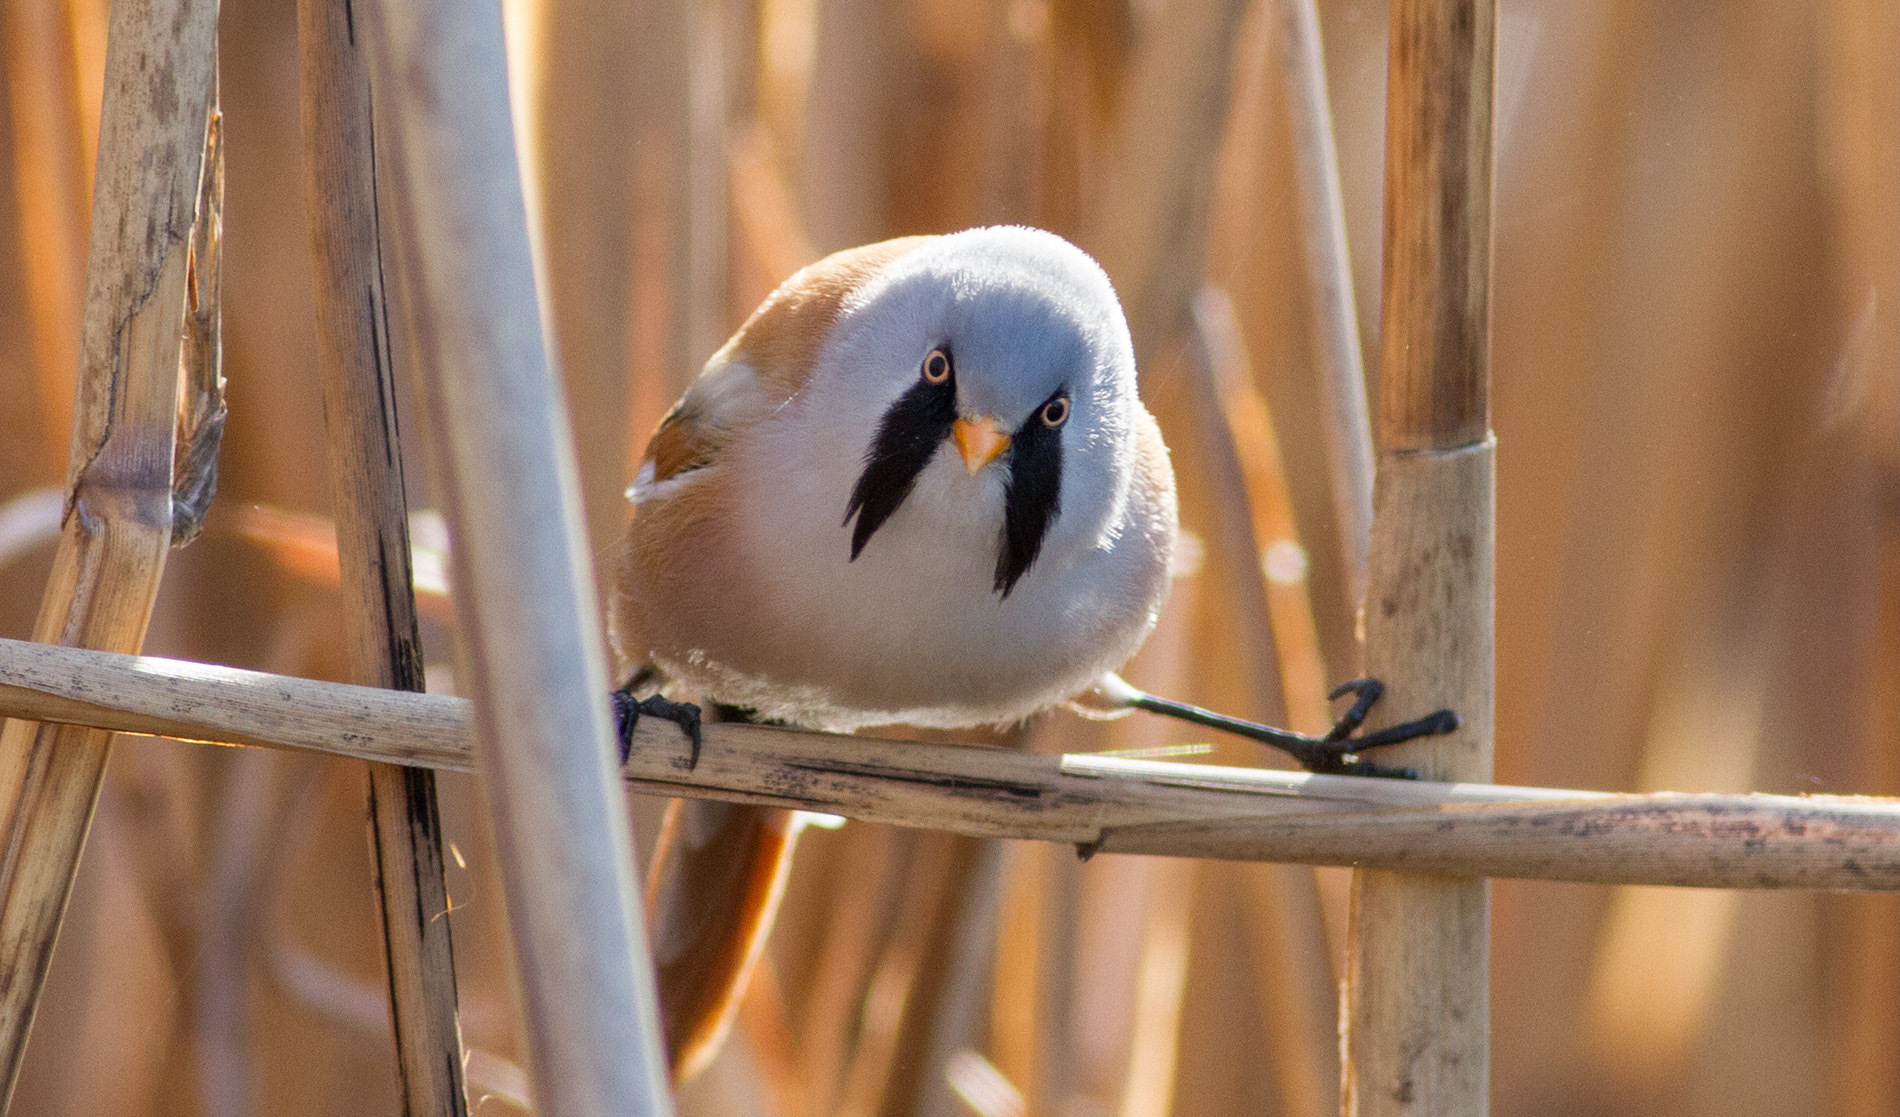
[609,226,1455,1077]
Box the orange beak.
[952,416,1011,473]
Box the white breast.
[642,385,1172,732]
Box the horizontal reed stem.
[0,636,1894,891]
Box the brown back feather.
[640,235,937,485]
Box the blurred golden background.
[0,1,1895,1114]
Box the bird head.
[822,227,1140,598]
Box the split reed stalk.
[0,0,217,1106]
[1344,0,1497,1114]
[297,0,467,1111]
[357,1,674,1114]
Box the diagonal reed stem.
[297,0,467,1111]
[0,0,218,1107]
[357,0,675,1113]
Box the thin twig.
[4,637,1900,891]
[0,0,217,1105]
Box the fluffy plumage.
[613,228,1457,1080]
[613,226,1176,731]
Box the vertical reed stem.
[1343,0,1496,1114]
[0,0,217,1106]
[298,0,467,1111]
[359,1,675,1113]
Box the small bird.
[610,226,1454,1078]
[615,227,1176,733]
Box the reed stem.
[298,0,467,1110]
[0,0,216,1105]
[6,637,1900,891]
[358,1,675,1112]
[1344,0,1497,1113]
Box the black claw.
[1344,708,1460,752]
[610,685,704,769]
[612,686,639,764]
[1326,677,1380,703]
[1322,678,1384,743]
[1122,677,1458,780]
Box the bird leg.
[612,671,705,769]
[1110,676,1459,779]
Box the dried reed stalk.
[736,960,805,1117]
[358,1,674,1113]
[728,123,817,288]
[297,0,466,1111]
[1822,4,1900,1110]
[1114,859,1194,1117]
[987,841,1043,1111]
[0,0,217,1105]
[1344,0,1497,1114]
[798,0,897,252]
[1274,0,1376,605]
[7,637,1900,890]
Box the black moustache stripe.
[844,375,958,559]
[845,376,1066,600]
[994,393,1064,598]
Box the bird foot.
[612,684,704,769]
[1120,677,1460,780]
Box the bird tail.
[645,797,800,1081]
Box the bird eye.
[1039,396,1070,428]
[922,349,952,384]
